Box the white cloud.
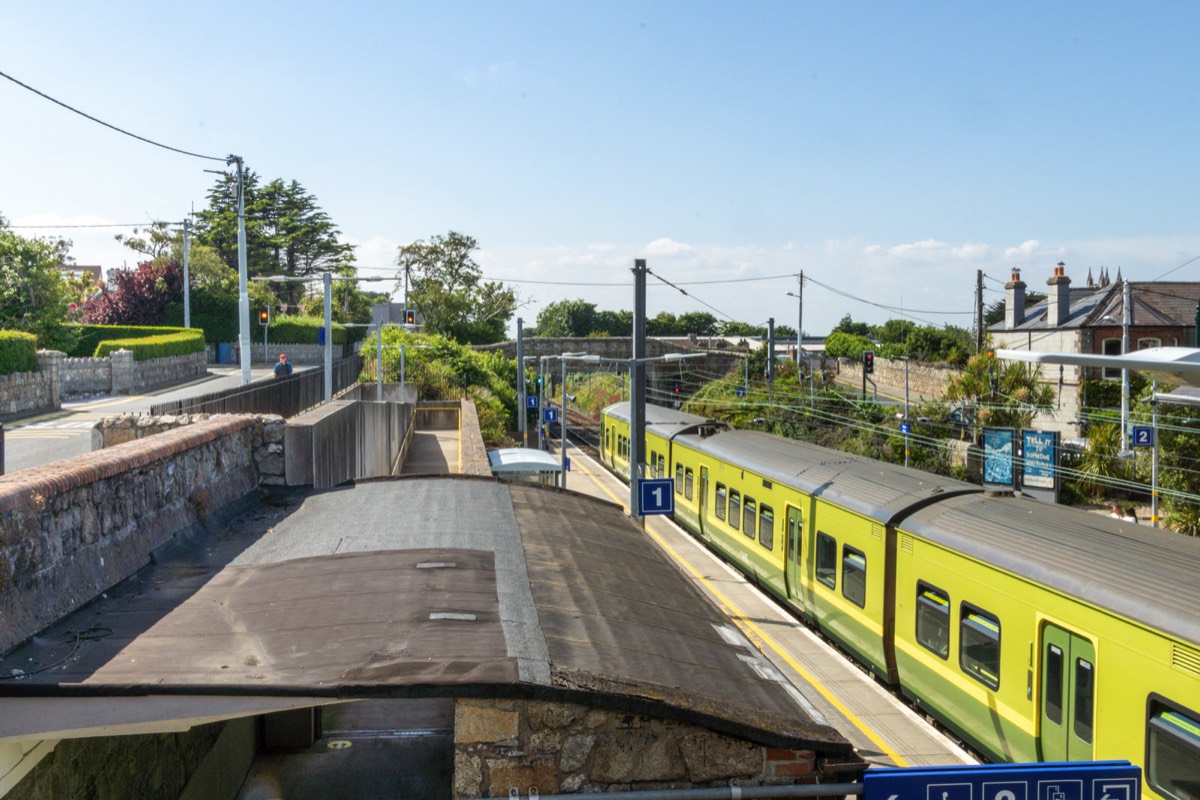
[642,238,694,257]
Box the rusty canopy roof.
[0,477,850,754]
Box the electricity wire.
[0,68,227,162]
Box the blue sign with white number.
[525,396,538,409]
[542,407,558,423]
[735,386,747,397]
[864,761,1139,800]
[638,478,675,515]
[900,422,911,434]
[1132,425,1155,447]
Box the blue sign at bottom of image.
[638,478,675,515]
[864,761,1139,800]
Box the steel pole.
[323,271,333,404]
[904,358,911,468]
[630,260,647,521]
[376,323,383,401]
[561,358,568,488]
[400,346,406,399]
[233,156,251,385]
[516,318,526,448]
[182,216,191,328]
[1151,381,1159,528]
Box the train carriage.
[599,402,1200,798]
[896,493,1200,796]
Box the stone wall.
[453,698,819,798]
[60,355,111,395]
[5,721,227,800]
[838,355,957,402]
[0,416,274,654]
[241,342,346,366]
[459,399,491,477]
[0,352,60,417]
[128,350,207,393]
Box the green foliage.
[0,225,76,351]
[1131,393,1200,534]
[94,329,206,361]
[875,318,916,344]
[399,231,516,345]
[832,314,871,337]
[944,350,1055,430]
[0,331,39,375]
[162,283,239,342]
[1081,374,1148,410]
[66,325,187,357]
[1071,421,1128,499]
[254,315,354,345]
[904,324,973,365]
[824,331,873,360]
[374,328,518,446]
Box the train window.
[684,468,694,500]
[605,427,611,452]
[729,491,741,530]
[816,532,836,589]
[650,451,659,477]
[1147,701,1200,800]
[842,547,866,608]
[915,583,950,659]
[960,605,1001,690]
[742,498,757,539]
[658,453,666,478]
[1074,658,1094,744]
[715,483,727,520]
[675,463,684,494]
[1045,644,1064,725]
[759,506,774,550]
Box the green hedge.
[94,330,206,362]
[0,331,38,376]
[253,316,355,345]
[66,325,188,358]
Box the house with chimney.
[990,263,1200,436]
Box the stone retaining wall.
[128,350,207,392]
[0,415,279,654]
[60,355,111,395]
[838,355,957,401]
[459,399,491,477]
[0,352,60,417]
[453,698,819,798]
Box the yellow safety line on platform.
[575,448,909,768]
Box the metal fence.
[150,355,364,418]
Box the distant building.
[990,262,1200,435]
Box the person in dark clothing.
[274,353,293,378]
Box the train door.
[698,466,709,541]
[784,506,803,603]
[1038,623,1096,762]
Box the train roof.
[902,492,1200,647]
[678,429,980,520]
[603,402,729,439]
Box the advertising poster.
[1022,430,1058,490]
[982,428,1016,489]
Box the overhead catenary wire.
[0,68,227,162]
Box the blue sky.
[2,2,1197,336]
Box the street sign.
[525,396,538,409]
[735,386,747,397]
[543,407,558,423]
[1132,426,1155,447]
[900,422,911,434]
[864,761,1140,800]
[564,456,571,472]
[638,478,675,515]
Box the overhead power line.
[0,68,227,162]
[9,222,177,229]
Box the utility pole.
[182,216,191,328]
[630,259,647,523]
[516,318,526,448]
[976,269,984,352]
[766,318,775,384]
[230,154,251,386]
[1121,279,1131,451]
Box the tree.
[874,318,916,344]
[944,350,1055,431]
[0,220,76,350]
[832,314,871,338]
[398,231,517,344]
[535,299,598,337]
[81,260,184,325]
[193,171,355,309]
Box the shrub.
[66,325,185,357]
[94,329,206,361]
[0,331,38,375]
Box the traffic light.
[404,309,416,325]
[673,381,682,395]
[258,307,270,326]
[863,351,875,375]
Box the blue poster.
[983,428,1016,488]
[1022,430,1058,489]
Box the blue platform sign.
[638,478,675,515]
[542,407,558,423]
[864,761,1140,800]
[1132,426,1156,447]
[900,422,911,434]
[525,396,538,409]
[735,386,747,397]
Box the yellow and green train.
[602,402,1200,800]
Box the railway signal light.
[404,309,416,325]
[673,381,682,395]
[258,307,270,326]
[863,351,875,375]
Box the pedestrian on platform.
[1123,507,1139,524]
[274,353,293,379]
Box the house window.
[1138,337,1161,350]
[1102,337,1123,380]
